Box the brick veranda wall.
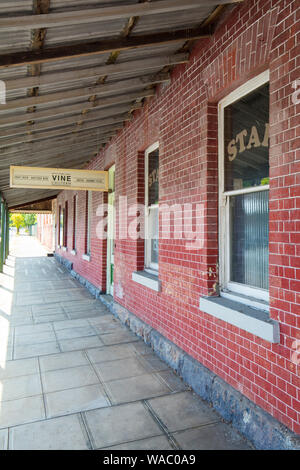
[36,213,54,252]
[56,0,300,434]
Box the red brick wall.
[56,0,300,434]
[36,213,54,252]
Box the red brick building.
[54,0,300,448]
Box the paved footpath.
[0,236,252,450]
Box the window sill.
[70,249,77,256]
[132,270,161,292]
[82,254,91,262]
[199,295,280,343]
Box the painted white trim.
[218,70,270,304]
[82,254,91,262]
[62,246,67,252]
[200,296,279,343]
[132,271,161,292]
[70,249,77,256]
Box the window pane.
[148,149,159,205]
[224,84,269,191]
[230,191,269,290]
[149,207,159,265]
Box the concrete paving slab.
[33,314,67,323]
[173,423,252,450]
[59,336,104,352]
[148,392,220,432]
[0,373,42,402]
[45,384,110,418]
[0,395,45,429]
[105,373,171,404]
[138,354,171,372]
[15,323,54,336]
[95,357,149,382]
[53,318,90,331]
[0,428,8,450]
[39,350,89,372]
[55,325,97,341]
[155,370,189,392]
[104,435,173,450]
[99,329,139,346]
[86,344,136,363]
[0,357,39,380]
[14,341,60,359]
[14,331,57,346]
[41,364,100,393]
[84,401,163,449]
[9,414,90,450]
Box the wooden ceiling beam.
[0,27,211,69]
[0,108,133,138]
[1,73,169,111]
[0,90,151,127]
[5,54,188,91]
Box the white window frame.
[145,141,159,273]
[218,70,270,305]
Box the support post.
[0,199,5,272]
[5,206,9,260]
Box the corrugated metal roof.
[0,0,234,207]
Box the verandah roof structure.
[0,0,242,209]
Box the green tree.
[23,213,37,235]
[10,213,25,235]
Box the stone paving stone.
[41,364,100,393]
[105,373,171,404]
[0,357,39,380]
[104,435,173,450]
[0,395,45,429]
[9,415,90,450]
[95,357,149,382]
[173,423,252,450]
[39,350,89,372]
[59,336,104,352]
[0,373,42,402]
[55,325,97,341]
[45,384,110,418]
[14,341,60,359]
[14,330,57,346]
[148,392,220,432]
[99,329,139,346]
[84,401,162,449]
[0,429,8,450]
[86,344,136,363]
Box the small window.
[59,205,64,247]
[85,191,92,256]
[72,195,77,251]
[145,143,159,272]
[63,201,68,248]
[219,72,269,303]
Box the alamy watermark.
[95,197,205,250]
[292,79,300,105]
